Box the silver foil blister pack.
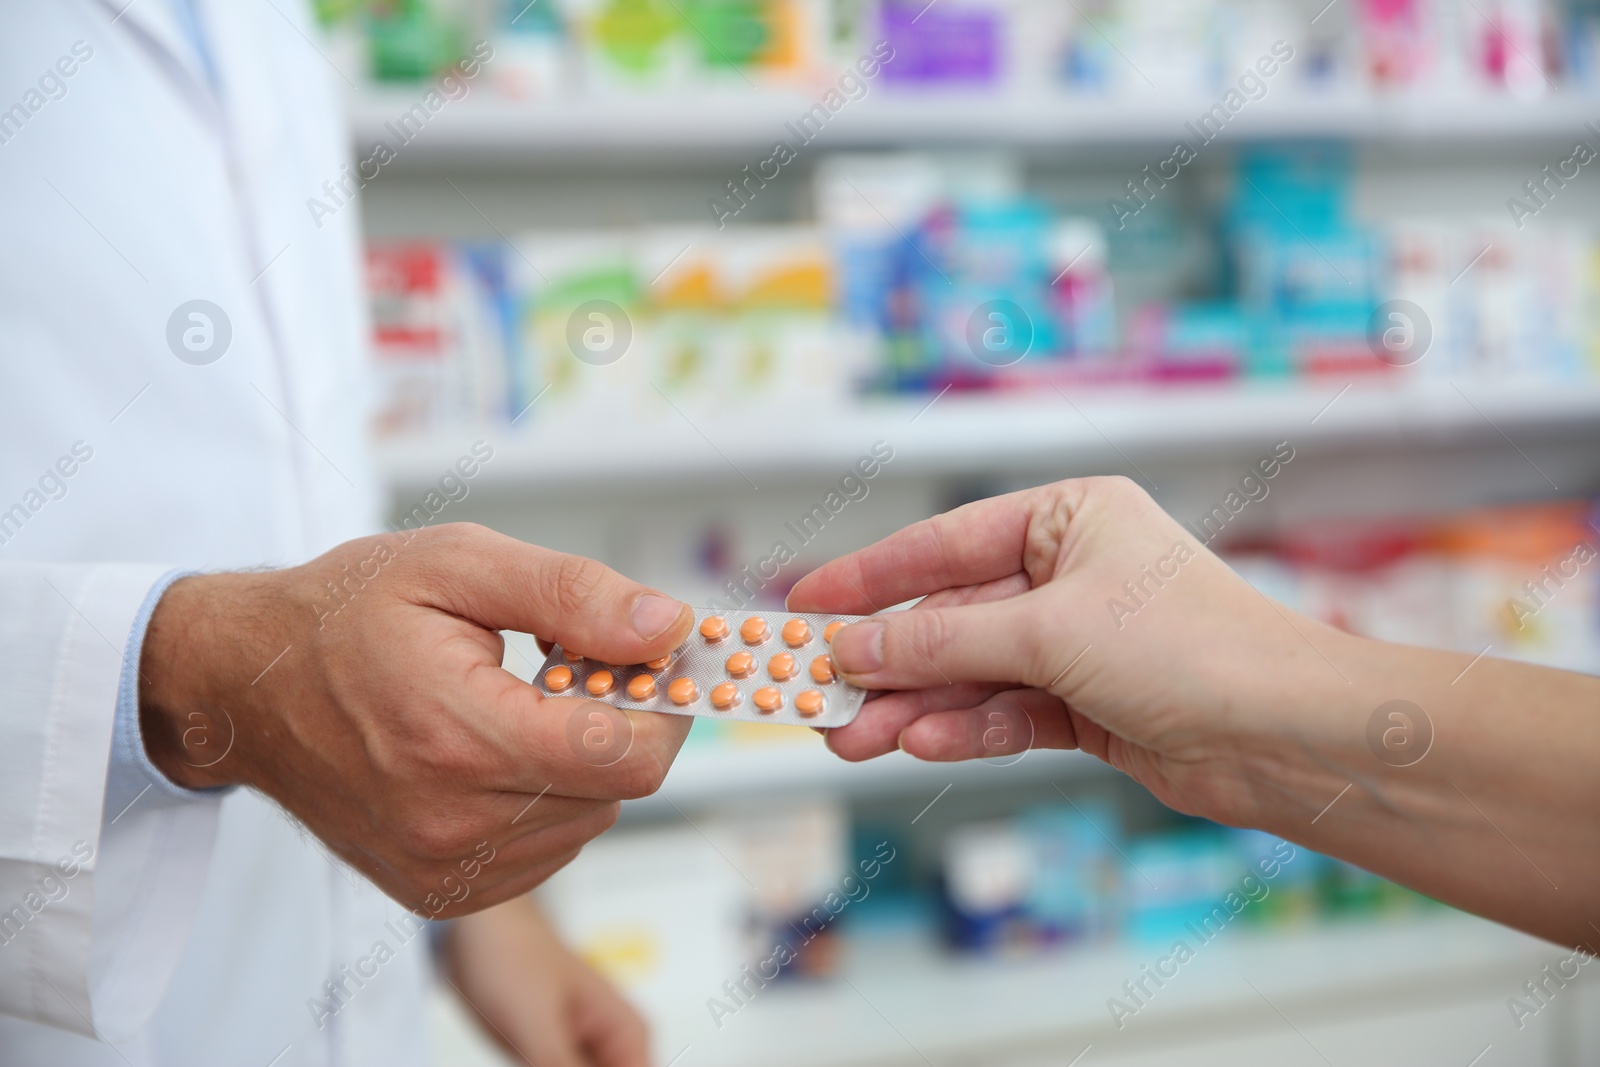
[535,609,869,728]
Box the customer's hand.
[787,477,1356,829]
[792,477,1600,948]
[137,523,695,918]
[445,895,650,1067]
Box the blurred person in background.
[0,3,682,1064]
[793,476,1600,950]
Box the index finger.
[787,490,1035,614]
[412,524,695,667]
[477,667,693,799]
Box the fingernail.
[831,622,883,675]
[632,594,683,640]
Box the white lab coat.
[0,2,429,1063]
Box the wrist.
[138,572,262,790]
[1220,623,1384,836]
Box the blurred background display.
[318,1,1600,1063]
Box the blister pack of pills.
[536,610,869,727]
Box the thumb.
[828,591,1064,690]
[415,524,694,665]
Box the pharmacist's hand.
[137,523,695,919]
[788,477,1349,828]
[446,895,650,1067]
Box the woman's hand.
[790,476,1600,948]
[787,476,1360,830]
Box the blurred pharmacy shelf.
[349,89,1600,165]
[428,908,1579,1067]
[639,732,1095,815]
[375,379,1600,493]
[671,913,1563,1067]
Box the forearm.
[1244,626,1600,947]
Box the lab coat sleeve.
[0,563,225,1041]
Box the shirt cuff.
[104,569,235,820]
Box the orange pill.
[740,616,770,644]
[781,618,811,647]
[627,674,657,701]
[585,670,615,697]
[700,615,730,642]
[809,655,835,684]
[563,648,585,662]
[644,653,671,670]
[711,682,740,710]
[726,651,755,678]
[768,653,797,681]
[668,677,698,705]
[795,689,825,718]
[753,686,783,714]
[824,621,845,643]
[544,665,574,692]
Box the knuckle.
[613,756,669,800]
[533,847,587,888]
[429,521,489,549]
[904,606,952,666]
[1092,474,1147,505]
[428,734,490,781]
[394,522,489,590]
[1013,619,1055,688]
[408,816,477,862]
[373,723,488,789]
[921,513,951,568]
[399,873,435,908]
[539,812,603,853]
[403,522,456,557]
[553,554,609,621]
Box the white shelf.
[430,911,1559,1067]
[376,379,1600,492]
[349,88,1600,163]
[662,912,1550,1067]
[635,732,1096,815]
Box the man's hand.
[137,523,695,918]
[445,896,650,1067]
